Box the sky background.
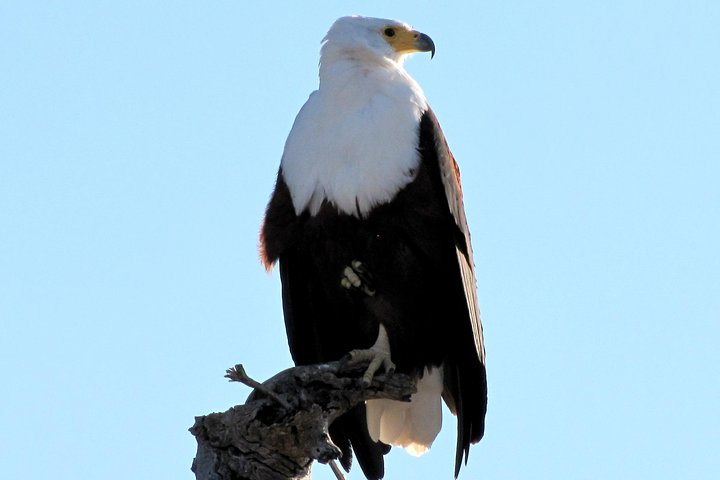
[1,1,718,479]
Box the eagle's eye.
[384,28,396,37]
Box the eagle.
[260,16,487,480]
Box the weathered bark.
[190,361,416,480]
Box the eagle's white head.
[321,16,435,66]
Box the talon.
[339,260,376,296]
[342,267,361,287]
[363,355,384,385]
[347,347,395,385]
[345,325,394,385]
[361,285,376,297]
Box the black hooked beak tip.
[416,32,436,59]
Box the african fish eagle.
[260,16,487,480]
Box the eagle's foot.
[340,260,375,296]
[347,348,395,386]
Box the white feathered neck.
[280,39,428,217]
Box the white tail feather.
[366,366,443,456]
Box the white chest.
[280,63,427,217]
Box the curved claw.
[348,348,396,386]
[340,260,376,296]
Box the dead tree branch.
[190,361,416,480]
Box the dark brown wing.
[418,108,487,477]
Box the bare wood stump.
[190,361,416,480]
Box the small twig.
[328,460,347,480]
[225,363,292,409]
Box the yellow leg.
[347,324,395,385]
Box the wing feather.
[419,108,487,476]
[430,112,485,363]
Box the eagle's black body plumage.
[261,110,487,479]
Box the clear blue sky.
[1,1,718,479]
